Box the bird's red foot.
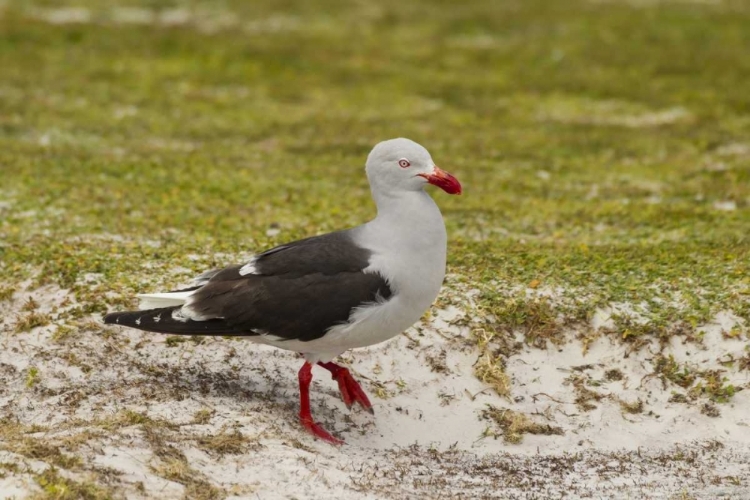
[298,361,345,445]
[299,414,344,445]
[318,362,374,414]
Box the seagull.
[104,138,461,444]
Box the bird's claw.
[331,367,373,413]
[300,415,344,445]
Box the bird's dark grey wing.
[252,230,376,277]
[104,230,393,342]
[192,230,372,282]
[187,268,391,341]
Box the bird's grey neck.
[364,189,446,247]
[370,189,435,219]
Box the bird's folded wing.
[107,230,393,342]
[187,269,391,341]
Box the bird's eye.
[398,159,411,168]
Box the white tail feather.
[137,291,195,310]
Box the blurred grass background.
[1,0,749,332]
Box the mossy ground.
[2,0,749,327]
[1,0,750,498]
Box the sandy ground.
[1,283,749,499]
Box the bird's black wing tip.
[102,312,122,325]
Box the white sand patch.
[1,283,749,498]
[29,7,91,25]
[144,137,200,152]
[24,5,244,34]
[447,33,501,49]
[25,128,105,151]
[714,200,738,211]
[536,169,551,181]
[244,15,301,34]
[505,330,750,453]
[716,142,750,157]
[533,95,693,128]
[0,452,36,498]
[112,7,192,27]
[110,7,155,25]
[590,0,723,5]
[113,105,138,120]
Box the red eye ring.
[398,159,410,168]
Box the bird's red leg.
[298,362,344,445]
[317,361,374,414]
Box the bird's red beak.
[419,166,462,195]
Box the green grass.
[1,0,749,341]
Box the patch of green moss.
[14,312,52,333]
[8,439,81,470]
[487,293,568,349]
[98,409,177,432]
[619,398,644,415]
[192,409,213,425]
[739,352,750,372]
[652,355,740,403]
[32,468,112,500]
[0,286,15,302]
[688,370,737,403]
[152,458,225,500]
[195,429,259,456]
[165,335,204,347]
[481,405,564,444]
[653,355,697,389]
[565,373,606,412]
[474,351,511,397]
[25,367,40,388]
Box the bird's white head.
[365,138,462,196]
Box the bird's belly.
[331,277,441,347]
[285,304,408,362]
[342,299,421,347]
[251,288,436,363]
